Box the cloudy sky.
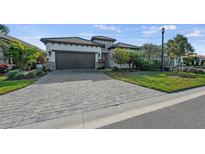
[6,24,205,55]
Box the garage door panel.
[56,51,95,69]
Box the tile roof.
[109,42,140,50]
[41,37,104,47]
[91,36,116,42]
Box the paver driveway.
[0,70,164,128]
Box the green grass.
[0,75,35,95]
[105,71,205,93]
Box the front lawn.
[0,75,35,95]
[106,71,205,93]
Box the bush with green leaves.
[112,66,120,72]
[4,41,47,71]
[112,48,129,68]
[7,69,46,80]
[7,69,25,80]
[35,70,46,76]
[136,59,160,71]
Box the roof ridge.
[91,36,116,41]
[40,36,105,47]
[41,36,82,39]
[116,42,138,46]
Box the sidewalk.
[14,86,205,129]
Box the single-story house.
[0,33,43,64]
[172,54,205,66]
[198,55,205,65]
[40,36,140,70]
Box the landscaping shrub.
[133,58,160,71]
[35,70,46,76]
[97,66,106,70]
[0,64,10,73]
[26,70,37,78]
[150,60,161,70]
[7,69,24,80]
[139,61,151,71]
[7,69,46,80]
[112,66,120,72]
[164,66,170,72]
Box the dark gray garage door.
[55,51,95,69]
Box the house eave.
[40,39,105,48]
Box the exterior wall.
[0,47,5,64]
[45,42,102,70]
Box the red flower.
[0,64,9,69]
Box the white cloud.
[161,25,177,30]
[22,36,41,39]
[186,30,203,37]
[141,25,177,35]
[141,26,159,34]
[93,24,122,33]
[79,32,96,37]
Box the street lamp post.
[161,27,165,72]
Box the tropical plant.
[166,34,195,71]
[4,41,46,70]
[0,39,9,48]
[0,24,10,35]
[4,41,25,69]
[166,39,177,66]
[112,48,129,68]
[0,64,10,73]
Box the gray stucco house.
[40,36,139,70]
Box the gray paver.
[0,70,164,128]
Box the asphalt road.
[101,95,205,129]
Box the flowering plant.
[0,64,10,73]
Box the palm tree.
[0,24,9,35]
[0,38,10,63]
[166,39,176,66]
[166,34,195,72]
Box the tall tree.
[140,43,161,61]
[166,34,195,71]
[0,24,10,35]
[166,39,177,66]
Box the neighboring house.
[172,54,205,66]
[40,36,139,70]
[0,33,44,64]
[198,55,205,65]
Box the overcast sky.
[6,24,205,55]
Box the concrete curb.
[14,86,205,129]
